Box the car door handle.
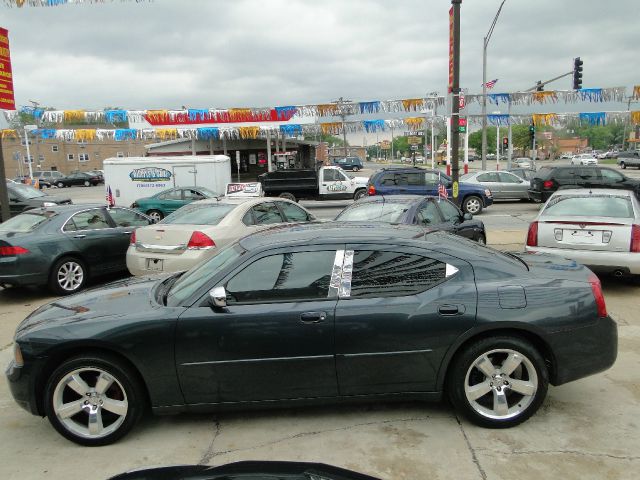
[300,311,327,324]
[73,234,86,239]
[438,305,464,316]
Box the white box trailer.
[104,155,231,207]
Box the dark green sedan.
[131,186,219,222]
[0,205,151,294]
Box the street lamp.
[492,111,501,170]
[23,124,38,180]
[481,0,506,170]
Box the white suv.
[570,154,598,166]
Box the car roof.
[17,204,110,215]
[353,195,433,204]
[549,188,635,198]
[194,197,298,207]
[239,222,427,251]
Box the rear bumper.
[527,189,552,203]
[0,257,48,286]
[546,316,617,386]
[126,246,216,276]
[525,246,640,275]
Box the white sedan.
[571,154,598,166]
[127,197,315,276]
[525,188,640,276]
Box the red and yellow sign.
[0,27,16,111]
[448,7,454,93]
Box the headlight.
[485,189,492,198]
[13,343,23,367]
[42,202,56,207]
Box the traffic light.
[573,57,583,90]
[503,137,509,149]
[535,81,544,92]
[529,124,536,148]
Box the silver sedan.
[461,170,530,200]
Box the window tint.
[65,210,110,231]
[252,202,285,224]
[337,202,409,222]
[350,250,446,297]
[498,172,521,183]
[158,189,182,200]
[323,169,340,182]
[226,251,336,303]
[183,189,207,200]
[276,201,310,222]
[379,173,397,186]
[600,169,624,182]
[161,204,236,225]
[438,200,462,222]
[544,195,634,218]
[555,168,578,180]
[242,210,255,226]
[108,208,151,227]
[416,201,441,225]
[477,172,499,182]
[425,172,442,185]
[578,168,598,180]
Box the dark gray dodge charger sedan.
[6,223,617,446]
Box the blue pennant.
[20,106,45,119]
[280,124,302,137]
[487,114,510,126]
[105,110,128,123]
[363,120,386,133]
[197,127,220,140]
[579,112,606,126]
[359,101,381,114]
[188,109,209,121]
[35,129,56,139]
[488,93,510,105]
[275,106,297,120]
[114,129,137,141]
[579,88,603,102]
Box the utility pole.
[333,97,351,158]
[450,0,462,200]
[0,137,10,222]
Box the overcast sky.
[2,0,638,113]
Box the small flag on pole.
[106,185,115,207]
[438,183,448,199]
[483,79,499,90]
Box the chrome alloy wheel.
[464,198,482,215]
[464,349,538,420]
[52,367,128,440]
[57,261,84,291]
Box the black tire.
[48,256,88,295]
[44,353,145,446]
[476,234,486,245]
[83,180,90,187]
[278,192,297,202]
[146,210,164,222]
[352,166,360,172]
[462,195,483,215]
[447,336,549,428]
[620,162,626,169]
[353,189,367,201]
[57,181,65,188]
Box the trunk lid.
[537,216,632,252]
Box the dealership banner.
[0,27,16,111]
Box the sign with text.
[407,136,422,145]
[0,27,16,110]
[448,7,454,93]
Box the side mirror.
[463,212,473,221]
[209,286,227,308]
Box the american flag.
[483,78,499,90]
[106,185,115,207]
[438,183,448,199]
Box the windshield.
[166,243,245,306]
[336,202,409,223]
[197,186,218,197]
[9,183,46,199]
[160,203,236,225]
[543,195,634,218]
[0,212,53,232]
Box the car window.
[183,189,207,200]
[64,210,111,231]
[0,212,53,233]
[350,250,447,298]
[498,172,522,183]
[578,168,598,180]
[158,189,182,200]
[555,168,578,180]
[477,172,499,182]
[544,195,634,218]
[416,200,441,225]
[600,169,624,182]
[276,201,310,222]
[107,208,151,227]
[405,173,425,186]
[252,202,285,224]
[337,202,409,222]
[424,172,441,186]
[242,210,255,226]
[323,169,340,182]
[438,199,462,222]
[161,204,236,225]
[226,251,336,303]
[7,182,46,200]
[379,173,397,186]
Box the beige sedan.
[127,197,315,276]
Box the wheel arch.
[48,251,91,279]
[436,325,557,392]
[33,344,151,417]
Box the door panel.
[63,209,122,272]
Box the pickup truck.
[617,150,640,169]
[258,166,369,201]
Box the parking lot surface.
[1,162,639,479]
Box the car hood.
[15,275,169,336]
[352,176,369,185]
[25,194,72,205]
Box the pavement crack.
[476,447,640,461]
[455,416,487,480]
[206,415,439,461]
[198,419,221,466]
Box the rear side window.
[107,208,151,227]
[544,195,634,218]
[477,173,499,182]
[252,202,285,224]
[535,168,553,180]
[337,202,409,222]
[554,168,578,180]
[65,210,110,231]
[276,201,311,222]
[161,204,235,225]
[158,189,182,200]
[350,250,446,298]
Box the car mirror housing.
[209,286,227,308]
[463,213,473,221]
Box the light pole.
[23,124,38,180]
[493,111,501,170]
[481,0,506,170]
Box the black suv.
[529,166,640,202]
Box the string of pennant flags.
[2,110,639,143]
[2,0,149,7]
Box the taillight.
[588,272,607,318]
[367,184,376,196]
[526,221,538,247]
[0,246,30,256]
[542,180,554,189]
[187,231,215,250]
[631,225,640,252]
[130,230,136,245]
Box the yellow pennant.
[155,128,178,140]
[405,117,425,130]
[633,86,640,100]
[402,98,425,111]
[1,129,18,139]
[320,122,342,135]
[631,111,640,125]
[532,113,558,126]
[146,110,169,122]
[75,129,96,141]
[229,109,253,121]
[531,91,558,104]
[238,126,260,139]
[63,110,86,122]
[317,104,339,117]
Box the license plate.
[146,258,163,271]
[568,230,600,244]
